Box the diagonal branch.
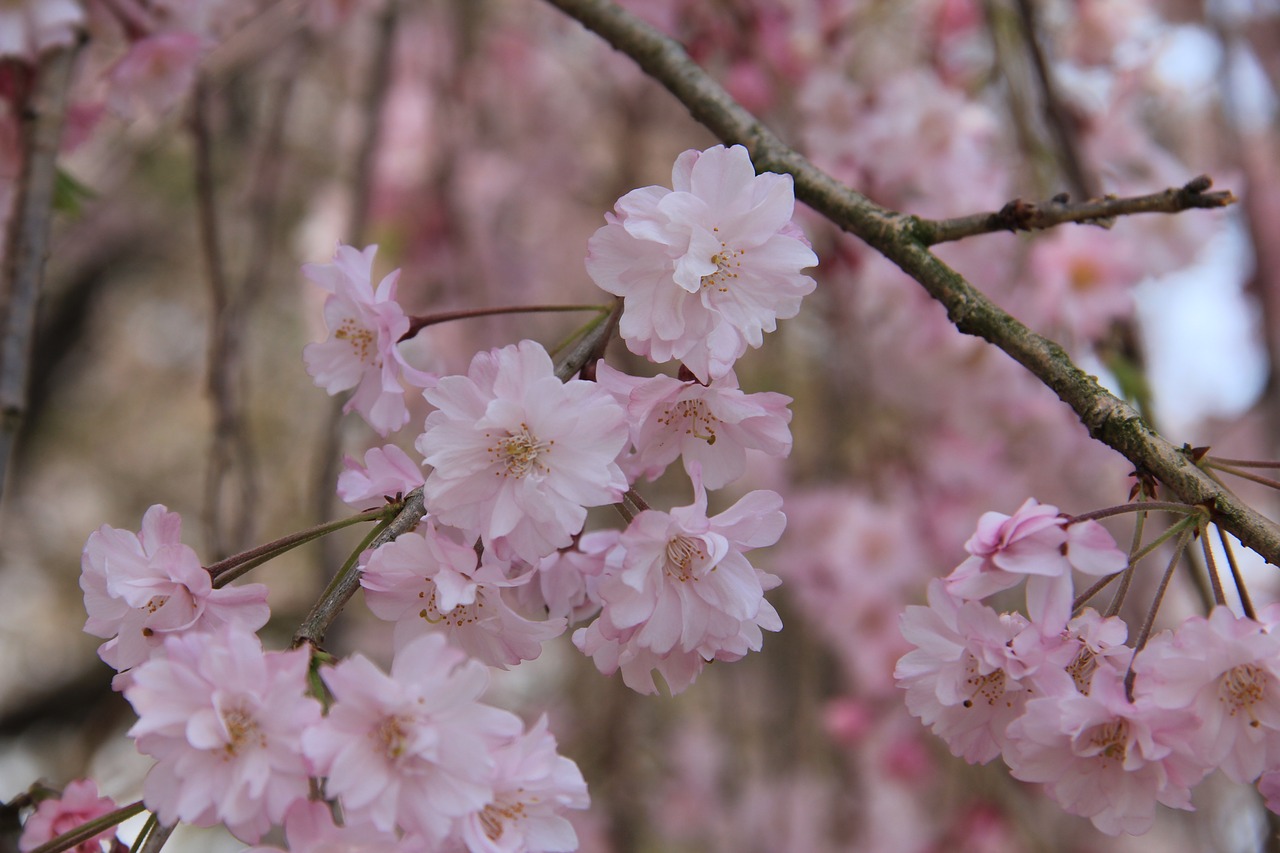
[540,0,1280,566]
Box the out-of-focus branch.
[193,76,257,561]
[540,0,1280,565]
[0,45,79,502]
[911,176,1236,246]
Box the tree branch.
[541,0,1280,565]
[0,44,79,501]
[910,176,1236,246]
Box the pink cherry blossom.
[1134,608,1280,783]
[944,498,1126,631]
[576,468,784,694]
[595,362,792,489]
[1004,665,1207,836]
[453,716,590,853]
[124,627,321,843]
[18,778,117,853]
[595,468,784,657]
[301,632,522,843]
[361,525,565,668]
[303,244,436,436]
[417,339,629,563]
[585,143,817,382]
[337,443,424,509]
[79,504,269,678]
[895,580,1051,764]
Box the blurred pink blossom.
[18,779,117,853]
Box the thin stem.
[1205,461,1280,491]
[1125,514,1202,568]
[1125,526,1192,699]
[1105,508,1148,618]
[1073,571,1122,613]
[1067,501,1197,524]
[293,488,426,648]
[402,304,608,341]
[1200,520,1227,607]
[207,507,388,585]
[1217,525,1257,620]
[1205,456,1280,469]
[133,820,173,853]
[553,298,622,381]
[28,800,146,853]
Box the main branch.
[542,0,1280,565]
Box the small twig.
[1200,521,1227,607]
[1066,500,1197,524]
[1206,456,1280,469]
[912,177,1236,246]
[1206,461,1280,492]
[1105,507,1148,618]
[206,506,386,584]
[1217,525,1257,620]
[132,820,173,853]
[553,298,621,381]
[401,303,608,341]
[1073,571,1123,613]
[0,44,79,502]
[1124,526,1192,700]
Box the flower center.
[478,797,529,842]
[1083,719,1129,766]
[961,657,1007,708]
[699,228,744,293]
[417,584,484,628]
[665,535,707,582]
[334,318,379,365]
[489,423,552,478]
[221,706,265,758]
[658,399,718,445]
[1219,663,1267,726]
[1066,648,1098,695]
[372,715,413,760]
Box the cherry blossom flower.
[301,633,522,843]
[1134,608,1280,783]
[895,580,1055,764]
[944,498,1126,631]
[18,779,117,853]
[576,468,784,694]
[303,244,435,436]
[0,0,81,61]
[361,524,565,668]
[596,467,784,656]
[585,144,817,382]
[595,362,792,489]
[453,716,590,853]
[124,627,321,843]
[79,504,269,679]
[337,443,424,509]
[1004,665,1207,836]
[417,339,629,563]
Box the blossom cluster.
[44,143,814,851]
[896,498,1280,836]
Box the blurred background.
[2,0,1280,850]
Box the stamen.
[1219,663,1267,727]
[487,423,552,478]
[962,657,1008,708]
[657,399,719,445]
[334,319,379,366]
[699,240,744,293]
[665,535,706,582]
